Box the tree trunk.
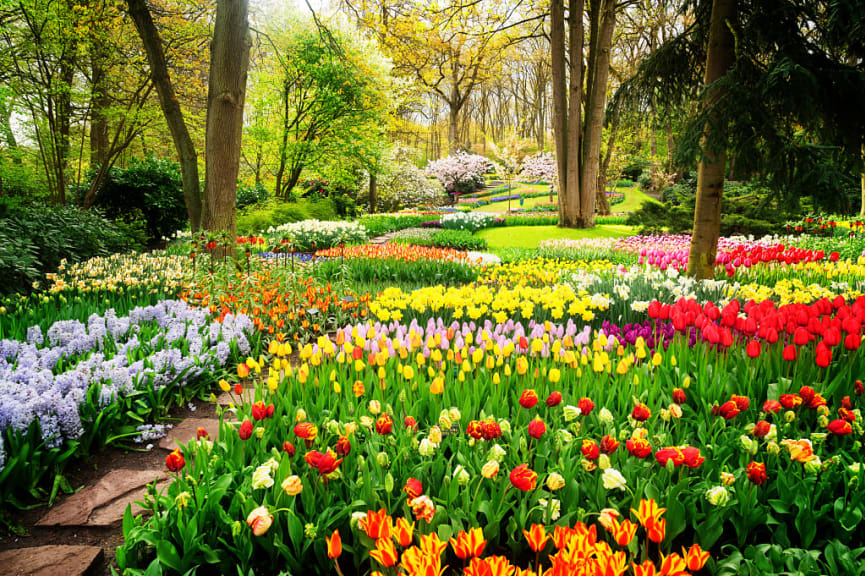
[563,0,584,227]
[127,0,203,231]
[203,0,250,240]
[665,116,675,171]
[369,171,377,213]
[448,104,460,152]
[551,0,584,228]
[578,0,616,228]
[687,0,736,279]
[860,145,865,217]
[596,108,619,216]
[90,48,110,168]
[55,53,75,204]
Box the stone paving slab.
[216,387,256,407]
[37,469,167,528]
[158,417,220,451]
[0,545,104,576]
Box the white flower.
[538,498,561,521]
[599,408,614,425]
[601,468,627,491]
[705,486,730,507]
[419,438,436,457]
[252,464,275,489]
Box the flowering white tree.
[425,152,493,194]
[519,152,557,184]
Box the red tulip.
[763,399,782,413]
[782,345,797,361]
[519,389,539,409]
[239,419,253,440]
[632,403,651,422]
[403,477,423,499]
[165,449,185,472]
[545,391,563,407]
[509,464,537,491]
[827,419,853,435]
[672,388,687,404]
[527,417,546,440]
[746,340,761,358]
[600,434,620,454]
[581,439,600,460]
[746,461,767,485]
[718,400,740,420]
[282,440,296,456]
[626,437,652,458]
[577,397,595,416]
[752,420,771,438]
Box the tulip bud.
[804,458,823,475]
[546,472,565,491]
[385,472,394,493]
[304,523,317,540]
[563,405,581,421]
[598,454,611,470]
[784,410,796,423]
[488,443,506,462]
[454,465,470,486]
[720,472,735,486]
[377,452,390,468]
[599,408,614,425]
[705,486,730,507]
[766,441,780,455]
[481,460,499,478]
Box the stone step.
[0,545,104,576]
[37,469,168,528]
[158,417,221,451]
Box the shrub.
[88,156,187,244]
[0,202,141,294]
[358,213,440,237]
[236,182,270,209]
[629,180,793,236]
[620,158,648,181]
[364,147,446,211]
[236,199,338,235]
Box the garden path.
[1,400,221,575]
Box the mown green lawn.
[477,224,636,249]
[474,183,658,214]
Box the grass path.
[477,225,636,249]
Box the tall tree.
[127,0,203,231]
[686,0,735,278]
[202,0,250,237]
[550,0,619,228]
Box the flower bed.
[265,219,368,251]
[119,310,865,575]
[0,300,253,508]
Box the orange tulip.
[647,517,666,544]
[360,509,393,540]
[395,518,415,547]
[237,363,249,378]
[682,543,710,571]
[611,518,638,547]
[419,533,448,557]
[370,537,399,568]
[658,552,687,576]
[450,527,486,559]
[464,556,515,576]
[632,560,657,576]
[630,498,667,544]
[326,529,342,559]
[523,524,550,553]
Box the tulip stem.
[333,559,344,576]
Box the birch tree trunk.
[686,0,736,279]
